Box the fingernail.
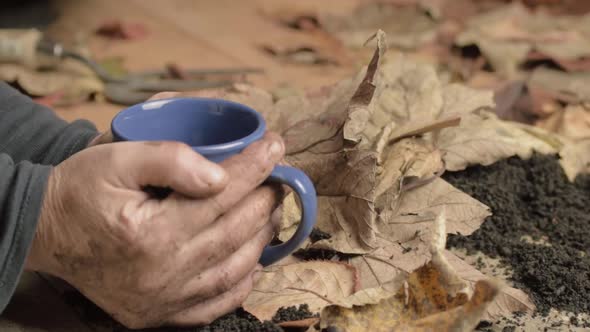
[268,140,284,159]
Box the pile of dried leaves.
[189,29,589,331]
[259,0,590,148]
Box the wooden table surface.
[1,0,364,330]
[46,0,363,131]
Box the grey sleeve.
[0,156,51,312]
[0,82,99,165]
[0,82,99,312]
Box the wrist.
[25,167,64,277]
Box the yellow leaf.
[319,212,503,332]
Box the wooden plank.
[48,0,363,131]
[130,0,356,90]
[49,0,238,70]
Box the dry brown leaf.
[378,178,490,241]
[559,139,590,181]
[372,60,443,131]
[283,175,489,256]
[280,149,380,253]
[311,196,378,253]
[0,61,103,105]
[528,67,590,104]
[277,33,388,253]
[526,50,590,72]
[346,178,489,287]
[490,80,530,123]
[281,30,385,155]
[314,149,378,198]
[243,261,360,321]
[363,211,531,321]
[280,44,492,161]
[331,276,405,308]
[553,105,590,141]
[347,243,535,322]
[467,71,507,91]
[374,138,443,204]
[281,53,494,255]
[281,70,362,155]
[280,195,379,254]
[437,111,562,171]
[535,104,590,142]
[343,30,386,145]
[490,82,562,125]
[189,81,357,143]
[320,212,498,332]
[284,139,448,255]
[349,239,427,290]
[360,59,494,150]
[455,2,590,78]
[322,2,438,50]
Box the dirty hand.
[25,133,285,329]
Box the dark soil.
[293,228,342,261]
[272,304,318,323]
[293,248,341,261]
[443,154,590,326]
[292,228,361,262]
[309,228,332,243]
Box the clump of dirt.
[309,228,332,243]
[272,304,318,323]
[293,248,341,261]
[188,310,282,332]
[443,154,590,326]
[293,228,341,260]
[63,290,284,332]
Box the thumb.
[112,141,228,198]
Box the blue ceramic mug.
[111,97,317,266]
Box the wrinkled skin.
[25,92,286,329]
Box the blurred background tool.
[0,29,263,105]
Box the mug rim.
[111,97,267,155]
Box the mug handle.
[259,165,317,266]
